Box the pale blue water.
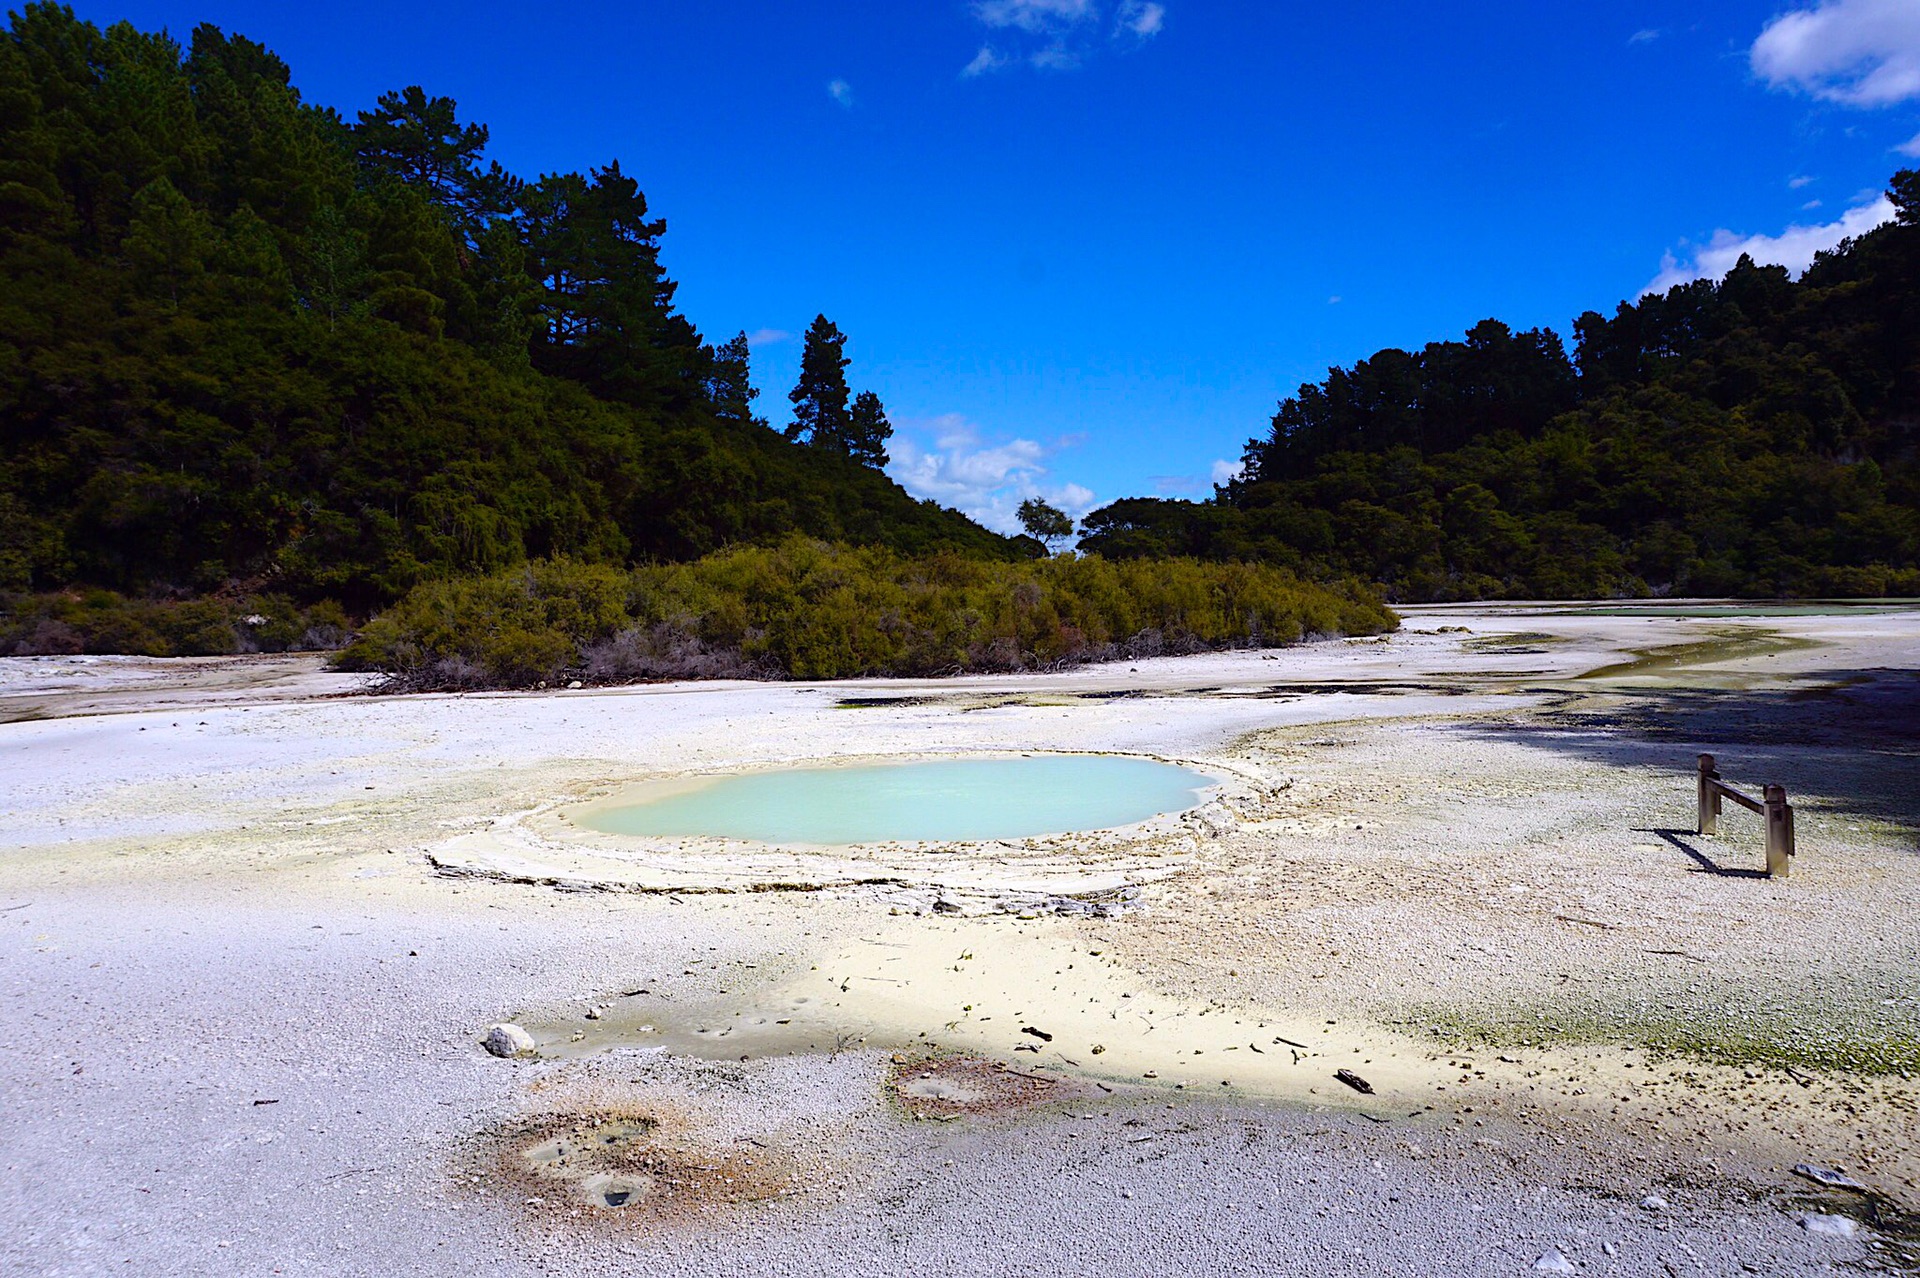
[1545,600,1920,618]
[578,755,1215,844]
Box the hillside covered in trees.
[0,4,1013,617]
[1080,182,1920,600]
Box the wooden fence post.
[1697,753,1720,836]
[1764,784,1794,879]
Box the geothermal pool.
[573,754,1216,845]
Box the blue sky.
[82,0,1920,531]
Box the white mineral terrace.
[3,602,1917,1275]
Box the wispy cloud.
[1751,0,1920,106]
[887,414,1096,533]
[1899,129,1920,156]
[1789,174,1817,188]
[1149,474,1203,496]
[1628,28,1662,45]
[961,46,1007,77]
[1645,194,1896,294]
[827,78,854,108]
[1116,1,1165,39]
[1210,458,1244,487]
[975,0,1095,35]
[963,0,1163,75]
[745,328,791,347]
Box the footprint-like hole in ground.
[482,1109,792,1217]
[889,1054,1092,1119]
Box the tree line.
[1079,177,1920,600]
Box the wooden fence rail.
[1696,753,1794,877]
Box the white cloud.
[745,328,791,347]
[1751,0,1920,106]
[886,414,1097,534]
[964,1,1162,75]
[1210,458,1244,487]
[961,46,1007,77]
[1789,174,1817,188]
[1899,129,1920,156]
[1644,194,1896,294]
[1029,41,1082,71]
[1629,28,1661,45]
[1116,1,1165,38]
[827,78,854,108]
[1326,294,1342,304]
[975,0,1095,34]
[1803,198,1825,210]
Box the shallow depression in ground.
[568,754,1216,844]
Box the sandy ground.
[3,603,1918,1276]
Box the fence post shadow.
[1633,827,1773,879]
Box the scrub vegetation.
[336,538,1395,687]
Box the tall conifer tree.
[847,389,891,468]
[787,314,850,447]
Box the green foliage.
[339,539,1396,688]
[0,5,1014,619]
[0,589,348,656]
[787,314,850,445]
[1082,212,1920,601]
[846,389,892,468]
[1016,498,1075,550]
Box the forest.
[0,5,1390,673]
[0,4,1008,616]
[1079,184,1920,600]
[4,5,1915,679]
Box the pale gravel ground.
[3,604,1917,1276]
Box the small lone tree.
[847,390,892,467]
[707,330,766,428]
[1017,497,1074,552]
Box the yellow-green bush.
[339,538,1396,688]
[0,591,351,657]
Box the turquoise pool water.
[576,755,1216,844]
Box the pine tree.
[354,86,516,232]
[847,390,892,468]
[788,314,850,448]
[123,175,210,305]
[707,331,765,428]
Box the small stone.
[1532,1247,1576,1273]
[566,680,582,690]
[932,896,962,915]
[1792,1163,1869,1192]
[584,1007,602,1020]
[1640,1194,1670,1211]
[482,1023,535,1058]
[1800,1214,1860,1239]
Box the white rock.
[1800,1213,1860,1239]
[1532,1247,1577,1273]
[482,1023,536,1058]
[1640,1194,1670,1211]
